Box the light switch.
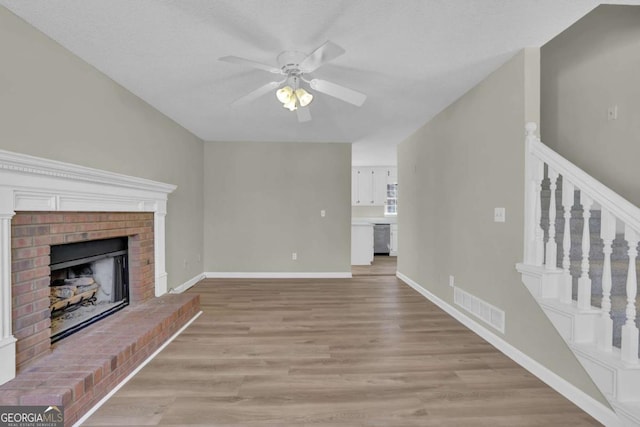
[321,210,326,217]
[494,207,506,223]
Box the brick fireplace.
[0,149,202,427]
[11,211,155,371]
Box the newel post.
[523,123,544,266]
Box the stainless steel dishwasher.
[373,224,390,255]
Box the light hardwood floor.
[83,276,599,426]
[351,255,397,276]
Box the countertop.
[351,216,397,225]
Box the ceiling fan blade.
[231,81,281,107]
[296,106,311,123]
[309,79,366,106]
[219,56,281,74]
[300,41,345,73]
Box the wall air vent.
[454,287,505,333]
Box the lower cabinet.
[351,223,374,265]
[390,224,398,256]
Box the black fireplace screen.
[49,237,129,343]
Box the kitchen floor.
[352,255,397,276]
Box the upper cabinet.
[352,166,397,207]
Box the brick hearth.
[0,293,200,426]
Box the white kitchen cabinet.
[386,167,398,184]
[354,168,373,205]
[351,168,359,205]
[351,223,374,265]
[352,166,395,206]
[390,223,398,256]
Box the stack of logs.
[50,277,100,313]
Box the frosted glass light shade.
[276,86,294,103]
[283,98,297,111]
[295,88,313,107]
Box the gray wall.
[398,49,606,404]
[0,6,204,291]
[541,5,640,206]
[203,142,351,273]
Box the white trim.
[170,273,206,294]
[396,271,621,427]
[0,149,176,193]
[72,310,203,427]
[204,271,353,279]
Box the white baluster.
[577,193,593,310]
[560,178,574,304]
[597,208,615,352]
[546,168,559,269]
[534,160,545,266]
[621,226,639,364]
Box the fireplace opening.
[49,237,129,343]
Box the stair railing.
[523,122,640,364]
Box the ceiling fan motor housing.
[277,51,307,75]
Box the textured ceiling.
[2,0,638,164]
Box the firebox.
[49,237,129,343]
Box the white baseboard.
[396,271,621,427]
[169,273,206,294]
[204,272,352,279]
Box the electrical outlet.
[320,209,326,217]
[183,259,188,269]
[292,252,297,261]
[449,275,455,287]
[608,105,618,121]
[494,207,506,223]
[196,253,201,262]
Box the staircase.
[517,123,640,426]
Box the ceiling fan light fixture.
[276,86,294,103]
[295,88,313,107]
[283,98,298,111]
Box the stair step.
[571,342,640,403]
[611,401,640,427]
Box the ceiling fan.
[219,41,367,122]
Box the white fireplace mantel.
[0,149,176,385]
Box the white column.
[154,201,169,297]
[545,168,559,270]
[560,178,574,304]
[621,225,639,364]
[597,208,615,352]
[0,188,16,385]
[577,193,593,310]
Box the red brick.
[12,303,34,320]
[15,266,50,283]
[12,281,35,297]
[14,310,49,333]
[15,329,49,354]
[11,237,33,248]
[32,214,65,224]
[12,214,33,225]
[12,258,34,272]
[12,246,38,260]
[50,223,79,234]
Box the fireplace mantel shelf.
[0,148,176,386]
